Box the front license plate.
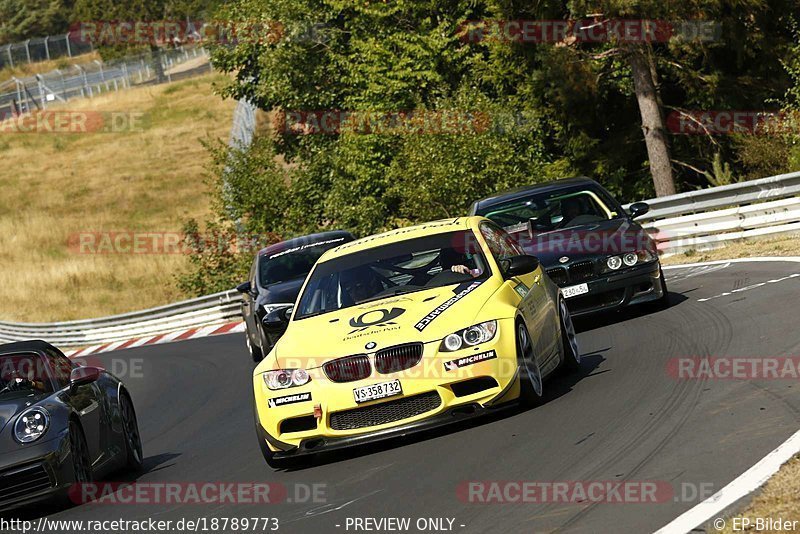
[562,283,589,299]
[353,380,402,404]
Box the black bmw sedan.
[237,231,355,361]
[470,177,668,316]
[0,340,142,511]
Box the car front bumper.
[253,319,523,458]
[0,430,73,511]
[564,261,664,316]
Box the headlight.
[14,407,50,443]
[263,369,311,390]
[262,303,293,315]
[440,321,498,352]
[601,250,657,273]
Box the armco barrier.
[624,171,800,254]
[1,171,799,349]
[0,290,241,347]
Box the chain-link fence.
[0,34,95,69]
[0,46,211,118]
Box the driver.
[440,247,480,277]
[560,198,585,227]
[340,267,384,304]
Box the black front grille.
[568,260,596,283]
[323,354,371,383]
[0,463,52,503]
[546,267,569,286]
[375,343,423,374]
[330,391,442,430]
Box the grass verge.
[662,235,800,266]
[0,73,234,322]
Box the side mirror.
[628,202,650,219]
[236,281,252,294]
[502,255,540,278]
[263,306,293,327]
[70,366,101,391]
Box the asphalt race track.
[12,260,800,533]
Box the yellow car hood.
[272,278,502,369]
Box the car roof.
[320,217,479,261]
[0,340,57,357]
[470,177,601,214]
[257,230,355,258]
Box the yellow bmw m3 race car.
[252,216,580,467]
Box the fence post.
[24,40,31,64]
[44,36,50,60]
[5,45,13,68]
[66,34,72,58]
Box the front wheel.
[69,421,92,484]
[646,270,670,312]
[120,393,144,471]
[557,298,581,373]
[517,322,544,407]
[247,329,264,362]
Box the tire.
[120,393,144,471]
[646,270,670,312]
[516,321,544,407]
[556,297,581,373]
[69,421,92,484]
[247,329,264,362]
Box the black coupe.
[470,177,668,316]
[237,231,355,361]
[0,340,142,510]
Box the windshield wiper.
[356,287,425,305]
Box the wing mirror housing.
[236,281,252,294]
[69,366,102,392]
[263,306,293,327]
[628,202,650,219]
[502,255,541,278]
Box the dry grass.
[0,73,234,322]
[0,52,101,82]
[716,455,800,533]
[662,235,800,266]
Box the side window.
[48,351,74,389]
[480,223,522,261]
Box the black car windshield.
[479,187,623,232]
[295,231,490,319]
[0,354,54,399]
[259,238,348,287]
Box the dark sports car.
[470,177,668,316]
[238,231,356,361]
[0,340,142,510]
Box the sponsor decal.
[514,282,529,298]
[415,280,484,332]
[265,237,346,260]
[444,350,497,371]
[348,307,406,335]
[268,392,312,408]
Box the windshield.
[259,238,348,287]
[479,188,622,232]
[295,230,490,319]
[0,353,54,399]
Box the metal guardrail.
[0,291,241,347]
[625,171,800,254]
[2,168,798,347]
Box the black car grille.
[375,343,423,374]
[329,391,442,430]
[546,267,569,286]
[0,463,52,503]
[568,260,596,283]
[323,354,371,383]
